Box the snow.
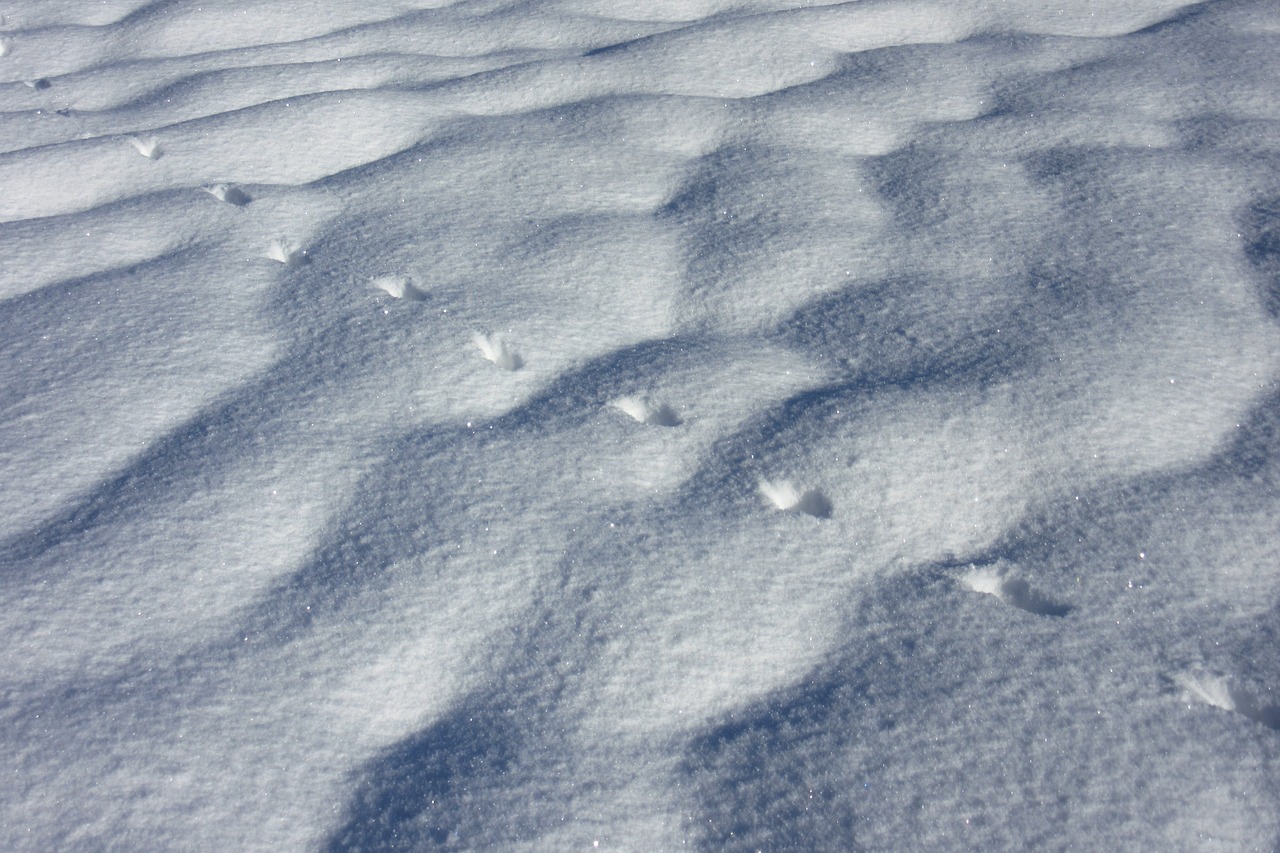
[2,0,1279,849]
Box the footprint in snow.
[473,333,522,370]
[610,395,681,427]
[371,274,427,302]
[24,78,50,90]
[267,239,308,268]
[204,184,251,206]
[759,478,832,518]
[958,565,1071,617]
[129,135,162,159]
[1173,670,1280,731]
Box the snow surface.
[2,0,1280,849]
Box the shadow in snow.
[325,696,526,850]
[1241,195,1280,320]
[323,554,614,851]
[684,669,868,853]
[998,576,1072,618]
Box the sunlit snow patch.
[204,183,251,206]
[1175,671,1280,730]
[472,333,522,370]
[959,565,1070,617]
[371,274,427,302]
[267,239,308,268]
[610,395,681,427]
[128,135,162,159]
[759,478,832,518]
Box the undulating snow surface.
[2,0,1280,849]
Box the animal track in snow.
[1175,671,1280,731]
[371,274,427,302]
[0,38,11,58]
[267,239,308,268]
[759,479,832,518]
[204,184,251,206]
[24,78,50,90]
[128,135,162,159]
[610,395,681,427]
[472,333,522,370]
[959,565,1071,617]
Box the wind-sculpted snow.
[2,0,1280,849]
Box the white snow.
[370,274,427,302]
[472,331,523,370]
[2,0,1280,849]
[610,394,680,427]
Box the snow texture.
[2,0,1280,850]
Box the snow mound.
[472,332,522,371]
[759,478,833,518]
[610,394,681,427]
[370,273,426,302]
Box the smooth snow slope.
[2,0,1280,849]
